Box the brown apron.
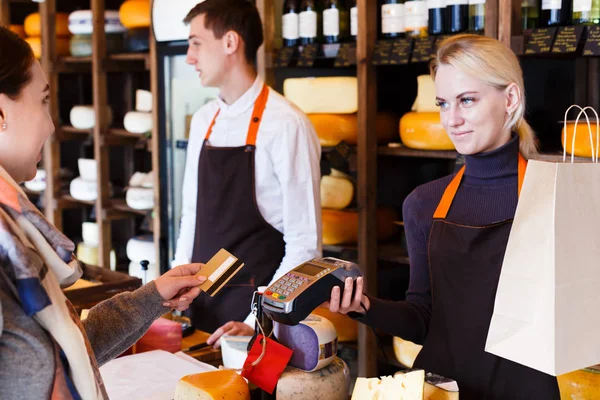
[414,154,560,399]
[189,85,286,333]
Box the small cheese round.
[124,111,153,134]
[9,25,26,39]
[322,208,397,245]
[308,112,399,147]
[68,10,126,35]
[126,235,156,264]
[70,105,114,130]
[24,169,46,192]
[25,37,70,59]
[82,222,99,247]
[76,242,116,269]
[174,370,250,400]
[562,120,600,158]
[399,112,455,151]
[70,177,97,201]
[119,0,151,29]
[276,357,350,400]
[321,174,354,210]
[126,187,154,210]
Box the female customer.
[326,34,560,399]
[0,26,206,400]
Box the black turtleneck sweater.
[359,135,521,344]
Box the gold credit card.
[197,249,245,297]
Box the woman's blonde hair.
[430,34,538,159]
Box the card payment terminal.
[261,257,362,325]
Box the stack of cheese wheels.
[400,75,455,151]
[125,170,154,210]
[119,0,151,52]
[174,370,250,400]
[75,221,117,269]
[124,89,153,134]
[24,12,71,59]
[68,10,125,57]
[562,119,600,158]
[283,76,398,147]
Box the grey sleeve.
[82,281,170,366]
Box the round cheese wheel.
[124,111,153,134]
[284,77,358,114]
[9,25,26,39]
[25,37,70,59]
[24,169,46,192]
[76,242,116,269]
[128,261,159,282]
[276,357,350,400]
[126,187,154,210]
[311,306,358,342]
[70,177,97,201]
[126,235,156,264]
[558,367,600,399]
[392,336,423,368]
[68,10,126,35]
[322,208,397,245]
[321,174,354,210]
[82,221,99,247]
[562,120,600,158]
[69,105,113,130]
[175,370,250,400]
[78,158,97,181]
[308,112,399,147]
[119,0,151,29]
[25,12,70,37]
[399,112,455,151]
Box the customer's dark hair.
[183,0,264,65]
[0,26,35,100]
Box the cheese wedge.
[412,75,438,113]
[284,77,358,114]
[399,112,455,151]
[393,336,423,368]
[174,370,250,400]
[351,369,425,400]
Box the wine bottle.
[522,0,540,29]
[323,0,349,43]
[381,0,405,39]
[405,0,428,37]
[446,0,468,33]
[541,0,570,26]
[283,0,300,47]
[572,0,600,24]
[469,0,486,32]
[299,0,321,45]
[428,0,446,35]
[350,0,358,41]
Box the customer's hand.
[321,277,370,315]
[207,321,255,349]
[155,263,207,311]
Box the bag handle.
[563,105,599,164]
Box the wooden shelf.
[104,128,149,149]
[378,145,458,159]
[58,194,95,208]
[110,198,150,217]
[58,125,92,141]
[56,52,150,73]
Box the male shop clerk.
[173,0,322,346]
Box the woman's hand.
[322,277,370,315]
[154,263,207,311]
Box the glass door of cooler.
[158,45,219,272]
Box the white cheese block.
[76,242,116,270]
[135,89,153,112]
[277,357,350,400]
[78,158,97,181]
[69,105,113,130]
[70,177,97,201]
[126,235,156,264]
[124,111,153,134]
[174,370,250,400]
[24,169,46,192]
[424,372,459,400]
[283,77,358,114]
[351,369,425,400]
[82,222,99,247]
[68,10,126,35]
[412,74,438,113]
[221,336,252,370]
[275,314,338,372]
[128,261,159,282]
[126,187,154,210]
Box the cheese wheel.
[68,10,126,35]
[9,25,26,39]
[24,169,46,192]
[25,37,70,59]
[124,111,153,134]
[308,112,399,147]
[78,158,97,181]
[352,369,424,400]
[399,112,455,151]
[126,187,154,210]
[70,177,97,201]
[562,120,600,158]
[274,315,338,372]
[128,261,159,282]
[135,89,153,112]
[322,208,397,245]
[277,357,350,400]
[311,306,358,342]
[321,174,353,210]
[174,370,250,400]
[284,77,358,114]
[24,12,70,37]
[82,221,99,246]
[70,105,113,130]
[412,74,438,113]
[126,235,156,264]
[392,336,423,368]
[558,367,600,399]
[76,242,116,269]
[119,0,151,29]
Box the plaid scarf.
[0,166,107,399]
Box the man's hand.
[207,321,255,348]
[154,263,207,311]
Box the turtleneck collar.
[463,134,520,186]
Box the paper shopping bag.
[485,105,600,376]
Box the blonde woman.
[0,27,208,400]
[326,35,560,399]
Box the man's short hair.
[184,0,264,65]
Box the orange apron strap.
[245,85,270,146]
[204,109,221,142]
[433,153,529,220]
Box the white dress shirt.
[173,76,323,326]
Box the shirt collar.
[216,75,265,117]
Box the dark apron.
[189,85,286,333]
[414,154,560,400]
